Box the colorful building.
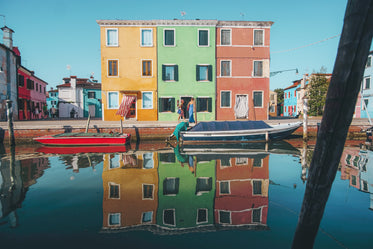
[57,76,101,118]
[97,19,273,122]
[46,88,58,117]
[157,20,217,122]
[97,20,158,121]
[18,66,48,120]
[216,21,273,121]
[283,80,301,117]
[0,26,19,121]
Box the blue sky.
[1,0,354,90]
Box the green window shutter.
[196,65,200,81]
[174,65,179,81]
[208,98,212,112]
[159,98,163,112]
[162,65,166,81]
[208,65,212,81]
[171,98,175,112]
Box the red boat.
[33,132,131,146]
[36,145,130,154]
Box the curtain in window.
[253,92,263,107]
[142,212,153,223]
[142,30,152,46]
[107,30,117,46]
[143,153,154,169]
[221,30,231,45]
[234,95,248,119]
[109,213,120,225]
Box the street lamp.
[270,68,298,77]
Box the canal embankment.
[0,117,371,145]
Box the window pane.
[221,29,231,45]
[107,29,118,46]
[143,184,153,199]
[197,209,207,223]
[142,29,152,46]
[199,66,208,81]
[108,60,118,76]
[142,211,153,223]
[219,211,231,224]
[253,92,263,107]
[88,92,95,99]
[253,180,262,195]
[108,92,118,108]
[199,30,208,46]
[221,61,230,76]
[254,61,263,77]
[160,98,174,112]
[254,30,264,46]
[165,66,175,81]
[163,209,175,225]
[196,177,212,194]
[142,92,153,109]
[197,98,211,112]
[164,30,174,46]
[252,208,261,223]
[142,61,152,76]
[109,183,119,198]
[221,91,230,107]
[163,178,179,195]
[220,181,229,194]
[365,78,371,89]
[109,213,120,225]
[143,153,154,168]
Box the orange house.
[216,21,273,121]
[97,20,158,121]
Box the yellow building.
[97,20,158,121]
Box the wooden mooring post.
[291,1,373,248]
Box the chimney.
[70,76,77,89]
[1,26,14,49]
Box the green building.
[157,20,217,122]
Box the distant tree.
[306,68,330,116]
[274,88,284,104]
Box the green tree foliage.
[307,71,330,116]
[274,88,284,104]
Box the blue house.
[46,88,59,117]
[283,80,301,117]
[82,83,102,118]
[361,51,373,119]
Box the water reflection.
[0,141,372,248]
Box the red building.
[216,21,273,121]
[18,65,48,120]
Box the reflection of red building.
[18,65,48,120]
[214,154,269,227]
[21,158,50,188]
[340,147,361,189]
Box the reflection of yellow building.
[97,21,158,121]
[102,152,159,229]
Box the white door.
[234,95,248,119]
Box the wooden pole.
[292,1,373,248]
[302,75,308,141]
[120,118,123,134]
[6,100,15,147]
[85,113,91,133]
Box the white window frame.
[106,28,118,47]
[107,59,119,77]
[142,91,153,109]
[107,91,119,109]
[253,60,263,77]
[253,91,264,108]
[219,210,231,224]
[220,90,232,108]
[364,76,371,90]
[197,64,209,82]
[198,29,210,47]
[219,181,230,195]
[140,28,153,47]
[141,59,153,77]
[164,28,176,47]
[220,29,232,46]
[252,208,262,223]
[163,209,176,226]
[366,54,372,67]
[141,211,153,224]
[108,213,121,226]
[108,182,120,199]
[253,29,264,46]
[109,154,120,169]
[252,180,262,196]
[142,183,154,200]
[220,60,232,77]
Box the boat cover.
[189,121,272,132]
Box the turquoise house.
[157,20,217,122]
[46,89,58,117]
[283,80,301,117]
[83,85,102,118]
[156,149,216,231]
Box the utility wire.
[271,34,341,54]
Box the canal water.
[0,141,372,248]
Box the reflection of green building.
[157,152,216,231]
